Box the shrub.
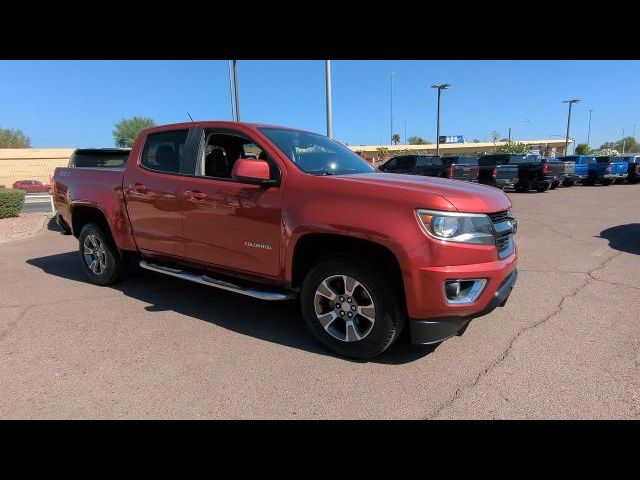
[0,188,25,219]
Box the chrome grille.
[488,210,515,258]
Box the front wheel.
[300,255,405,360]
[550,181,560,190]
[561,179,574,187]
[601,179,613,186]
[78,223,126,285]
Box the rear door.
[123,128,195,258]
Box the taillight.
[447,165,454,178]
[542,163,549,174]
[636,164,640,174]
[606,164,612,173]
[492,167,497,178]
[475,167,480,176]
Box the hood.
[328,172,512,213]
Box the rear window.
[70,150,130,168]
[596,157,612,164]
[416,156,441,166]
[507,156,531,164]
[451,156,478,165]
[141,130,189,174]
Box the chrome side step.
[139,261,295,301]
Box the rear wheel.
[78,223,126,285]
[300,255,405,360]
[550,181,560,189]
[601,179,613,186]
[561,179,574,187]
[536,181,551,192]
[515,179,530,193]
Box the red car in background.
[12,180,51,194]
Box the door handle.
[129,182,147,193]
[184,190,208,201]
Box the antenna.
[187,112,194,122]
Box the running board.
[139,261,295,301]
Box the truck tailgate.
[452,164,479,181]
[496,165,518,180]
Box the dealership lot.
[0,184,638,419]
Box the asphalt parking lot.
[1,184,639,419]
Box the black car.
[478,154,564,192]
[379,155,479,182]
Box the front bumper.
[409,268,518,344]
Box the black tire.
[601,179,613,186]
[300,255,405,360]
[536,181,550,192]
[550,181,560,190]
[78,223,126,285]
[561,179,574,187]
[514,179,530,193]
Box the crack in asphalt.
[425,250,623,419]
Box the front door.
[180,129,283,279]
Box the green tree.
[493,141,530,154]
[599,136,639,153]
[0,128,31,148]
[391,134,400,145]
[574,143,591,155]
[112,117,156,148]
[408,136,430,145]
[489,131,501,145]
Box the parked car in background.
[53,121,518,360]
[12,180,51,194]
[553,157,580,187]
[619,154,640,184]
[594,156,628,185]
[556,155,593,185]
[68,148,131,168]
[379,154,479,182]
[477,155,519,189]
[478,154,562,192]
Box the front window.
[260,128,376,175]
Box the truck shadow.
[597,223,640,256]
[26,251,438,365]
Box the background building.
[0,148,74,187]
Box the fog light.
[444,279,487,304]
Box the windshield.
[260,128,376,175]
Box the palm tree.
[490,131,501,145]
[391,134,400,145]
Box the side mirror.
[231,158,274,185]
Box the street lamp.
[390,72,396,144]
[431,84,450,156]
[563,99,580,155]
[233,60,240,121]
[325,60,333,138]
[586,109,592,147]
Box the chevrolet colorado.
[53,122,518,359]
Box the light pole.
[390,72,396,144]
[404,120,407,145]
[431,84,450,156]
[563,99,580,156]
[233,60,240,121]
[586,109,592,147]
[227,60,236,121]
[325,60,333,139]
[622,129,626,154]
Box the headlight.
[416,209,495,245]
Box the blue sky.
[1,60,639,148]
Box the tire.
[601,179,613,186]
[561,179,574,187]
[536,181,550,192]
[78,223,126,285]
[515,179,530,193]
[300,255,405,360]
[550,181,560,190]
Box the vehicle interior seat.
[205,148,229,178]
[155,145,179,172]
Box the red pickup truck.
[53,122,518,359]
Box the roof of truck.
[145,121,302,132]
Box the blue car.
[557,155,626,186]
